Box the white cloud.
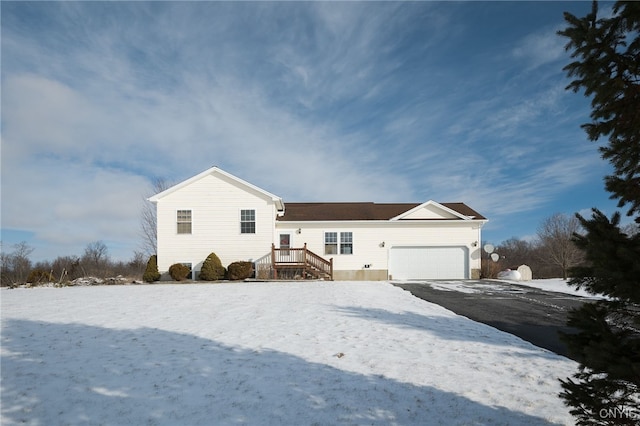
[3,75,99,158]
[512,25,567,69]
[2,156,148,260]
[176,76,414,202]
[484,85,566,138]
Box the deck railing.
[254,244,333,280]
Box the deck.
[255,244,333,280]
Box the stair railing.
[269,243,333,280]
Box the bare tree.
[141,177,170,256]
[42,255,82,282]
[536,213,584,279]
[81,241,109,277]
[497,237,535,269]
[0,241,34,285]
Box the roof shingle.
[276,202,486,221]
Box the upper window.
[240,209,256,234]
[177,210,192,234]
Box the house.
[148,167,488,281]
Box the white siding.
[156,173,277,274]
[275,220,483,276]
[401,204,459,220]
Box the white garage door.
[388,246,468,280]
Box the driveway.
[392,280,587,360]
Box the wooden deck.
[255,244,333,280]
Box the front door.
[279,234,290,256]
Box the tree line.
[0,240,146,286]
[486,213,639,280]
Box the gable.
[149,166,284,211]
[391,201,481,221]
[398,203,460,220]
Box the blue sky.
[1,1,622,263]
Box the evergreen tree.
[143,255,161,283]
[558,2,640,424]
[199,252,225,281]
[561,211,640,424]
[560,1,640,218]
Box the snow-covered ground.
[405,278,604,300]
[501,278,604,299]
[1,281,577,425]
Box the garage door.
[388,246,468,280]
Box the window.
[177,210,192,234]
[340,232,353,255]
[182,263,192,280]
[240,209,256,234]
[324,232,337,255]
[325,231,353,255]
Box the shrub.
[169,263,190,281]
[199,252,225,281]
[227,261,254,281]
[26,269,55,284]
[143,255,161,283]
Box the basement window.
[182,263,193,280]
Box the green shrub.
[199,252,225,281]
[26,269,55,284]
[143,255,161,283]
[169,263,191,281]
[227,261,254,281]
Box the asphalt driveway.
[392,280,587,360]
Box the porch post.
[330,258,334,281]
[271,243,277,280]
[303,243,308,279]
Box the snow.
[2,281,577,425]
[427,281,480,294]
[501,278,605,299]
[497,269,521,281]
[423,278,605,300]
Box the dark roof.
[276,202,486,222]
[440,203,487,220]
